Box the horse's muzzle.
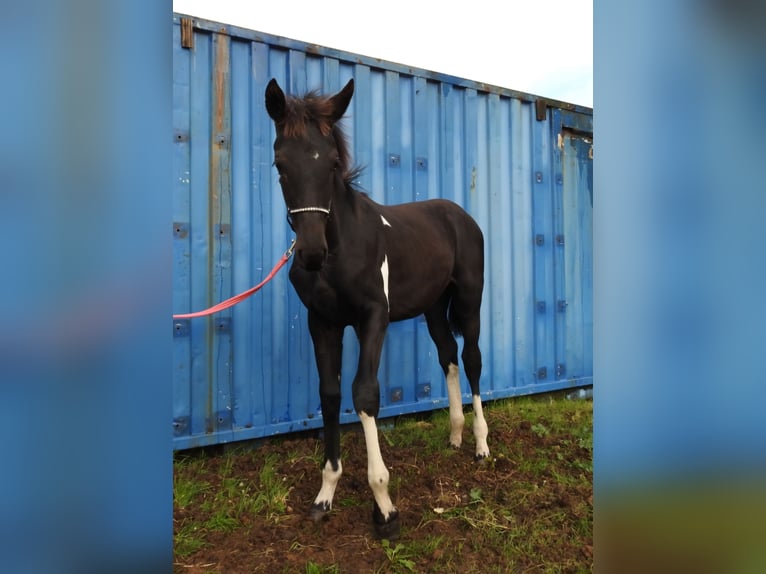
[297,246,327,271]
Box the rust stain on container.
[180,17,194,49]
[535,98,548,121]
[213,35,230,133]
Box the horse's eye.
[274,161,287,182]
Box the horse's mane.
[281,91,364,192]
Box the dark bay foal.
[265,78,488,539]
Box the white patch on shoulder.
[312,151,319,160]
[380,215,392,227]
[380,255,389,311]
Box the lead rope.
[172,239,296,319]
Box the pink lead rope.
[172,239,295,319]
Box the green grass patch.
[174,518,207,557]
[174,458,211,509]
[198,453,292,527]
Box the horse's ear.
[265,78,286,123]
[329,79,354,123]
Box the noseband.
[286,204,332,230]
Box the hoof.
[372,504,401,540]
[448,441,461,451]
[310,501,330,522]
[475,451,491,463]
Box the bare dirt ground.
[174,395,593,573]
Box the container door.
[558,128,593,382]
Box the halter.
[286,204,332,230]
[288,206,331,216]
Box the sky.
[173,0,593,108]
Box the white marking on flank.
[380,255,390,311]
[359,412,396,520]
[313,459,342,509]
[380,215,392,227]
[472,395,490,458]
[446,363,465,448]
[312,151,320,160]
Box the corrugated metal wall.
[172,14,593,450]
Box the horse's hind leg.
[460,313,489,459]
[424,296,464,449]
[308,311,345,521]
[452,291,490,460]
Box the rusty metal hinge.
[181,17,194,49]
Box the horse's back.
[380,198,483,270]
[377,198,481,242]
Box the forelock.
[279,92,334,138]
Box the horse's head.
[265,78,354,271]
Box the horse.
[264,78,489,539]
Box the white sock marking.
[380,215,391,227]
[313,459,342,508]
[472,395,490,458]
[359,412,396,520]
[446,363,465,448]
[380,255,390,311]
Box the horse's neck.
[327,184,368,247]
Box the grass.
[173,451,296,559]
[174,457,211,508]
[389,393,592,573]
[174,519,208,557]
[202,453,293,525]
[173,391,592,573]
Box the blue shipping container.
[172,14,593,450]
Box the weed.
[531,422,550,437]
[380,539,416,573]
[305,561,340,574]
[469,488,483,504]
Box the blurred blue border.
[596,0,765,570]
[0,2,172,572]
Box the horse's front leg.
[307,311,345,522]
[352,306,400,540]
